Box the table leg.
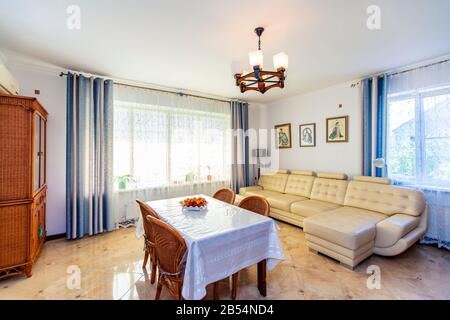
[257,259,267,297]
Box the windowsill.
[395,182,450,193]
[114,179,230,193]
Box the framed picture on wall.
[274,123,292,149]
[326,116,348,143]
[299,123,316,147]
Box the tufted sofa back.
[344,181,425,216]
[284,172,315,197]
[310,177,349,205]
[258,173,289,193]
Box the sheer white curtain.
[386,59,450,249]
[112,85,231,226]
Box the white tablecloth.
[136,195,285,300]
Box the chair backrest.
[238,196,270,216]
[147,215,187,275]
[212,188,236,204]
[136,199,160,242]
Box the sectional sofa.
[236,170,427,269]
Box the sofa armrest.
[375,214,420,248]
[239,185,263,195]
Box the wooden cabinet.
[0,94,48,279]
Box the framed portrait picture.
[299,123,316,147]
[274,123,292,149]
[326,116,348,143]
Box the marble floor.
[0,221,449,300]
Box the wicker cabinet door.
[0,204,29,269]
[30,205,39,260]
[33,114,40,192]
[0,103,31,201]
[40,118,46,187]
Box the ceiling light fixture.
[233,27,288,94]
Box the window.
[387,86,450,187]
[113,87,231,191]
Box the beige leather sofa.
[236,170,427,269]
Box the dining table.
[135,194,285,300]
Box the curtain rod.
[59,71,232,104]
[350,56,450,87]
[386,58,450,77]
[364,56,450,80]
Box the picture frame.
[274,123,292,149]
[326,116,348,143]
[299,123,316,147]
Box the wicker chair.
[238,196,270,216]
[136,199,160,284]
[147,215,188,300]
[212,188,236,204]
[230,196,270,300]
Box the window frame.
[113,100,231,191]
[387,85,450,187]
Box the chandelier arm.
[243,80,259,86]
[241,86,261,93]
[264,82,283,92]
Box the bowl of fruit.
[180,197,208,211]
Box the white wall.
[258,80,363,176]
[9,66,67,236]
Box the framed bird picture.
[274,123,292,149]
[326,116,348,143]
[299,123,316,147]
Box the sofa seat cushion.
[303,206,386,250]
[266,194,308,212]
[239,185,263,195]
[290,199,341,218]
[245,189,281,198]
[375,214,420,248]
[234,194,246,205]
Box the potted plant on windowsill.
[207,165,213,182]
[115,174,135,191]
[185,171,196,183]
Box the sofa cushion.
[344,181,425,217]
[290,199,341,218]
[258,173,289,193]
[310,178,348,205]
[291,170,315,176]
[317,172,348,180]
[283,174,315,197]
[239,185,263,195]
[245,189,281,198]
[375,214,420,248]
[266,194,308,212]
[234,194,245,205]
[303,206,386,250]
[353,176,391,185]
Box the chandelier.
[233,27,288,94]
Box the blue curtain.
[66,73,114,239]
[362,78,373,176]
[231,100,250,193]
[362,75,387,177]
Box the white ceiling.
[0,0,449,103]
